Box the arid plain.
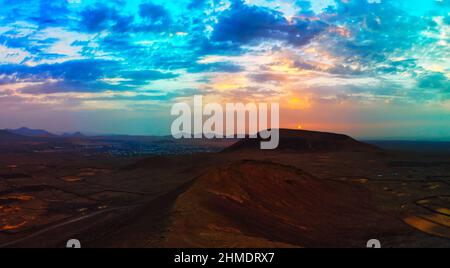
[0,129,449,248]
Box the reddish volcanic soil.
[1,129,449,248]
[163,160,404,248]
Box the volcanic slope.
[163,160,403,248]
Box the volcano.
[223,129,379,153]
[6,127,56,138]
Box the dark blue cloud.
[137,1,172,31]
[0,32,60,60]
[111,15,135,33]
[76,1,174,34]
[0,59,182,93]
[139,2,169,21]
[0,0,71,27]
[210,0,326,46]
[0,0,448,102]
[79,3,124,33]
[211,1,286,44]
[34,0,70,26]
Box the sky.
[0,0,449,139]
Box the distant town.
[0,127,237,157]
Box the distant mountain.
[62,132,85,138]
[223,129,379,153]
[0,130,28,140]
[5,127,56,138]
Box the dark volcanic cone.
[223,129,379,153]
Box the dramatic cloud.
[211,0,327,46]
[0,0,449,137]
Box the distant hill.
[223,129,379,153]
[0,130,28,140]
[6,127,56,138]
[62,132,85,138]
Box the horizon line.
[3,126,450,142]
